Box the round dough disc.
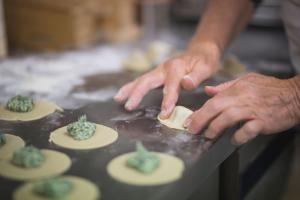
[13,175,100,200]
[0,101,63,121]
[158,106,193,130]
[0,150,71,181]
[107,152,184,186]
[0,134,25,160]
[49,124,118,150]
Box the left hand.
[184,73,300,145]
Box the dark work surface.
[0,88,240,200]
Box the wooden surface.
[0,0,7,57]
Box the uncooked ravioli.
[0,150,71,180]
[49,124,118,150]
[0,101,63,121]
[107,152,184,186]
[158,106,193,130]
[0,134,25,160]
[13,176,100,200]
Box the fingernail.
[204,130,214,139]
[183,75,195,87]
[114,91,123,100]
[231,138,245,146]
[159,110,168,119]
[125,100,134,110]
[183,118,191,128]
[159,106,173,119]
[188,127,197,134]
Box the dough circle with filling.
[0,134,25,160]
[13,176,100,200]
[158,106,193,130]
[0,150,71,180]
[107,152,184,186]
[0,101,63,121]
[49,124,118,150]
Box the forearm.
[188,0,254,54]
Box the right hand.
[114,42,221,119]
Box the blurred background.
[0,0,298,199]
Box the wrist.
[185,40,221,74]
[187,40,222,57]
[287,75,300,122]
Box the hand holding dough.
[158,106,193,130]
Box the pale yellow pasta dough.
[0,134,25,160]
[13,175,100,200]
[49,124,118,150]
[0,101,63,121]
[158,106,193,130]
[107,152,184,186]
[0,150,71,181]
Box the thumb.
[181,64,212,90]
[205,79,238,96]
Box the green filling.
[0,133,6,147]
[67,115,96,140]
[12,146,45,168]
[126,142,160,174]
[6,95,34,112]
[33,177,73,198]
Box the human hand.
[184,73,300,145]
[114,42,220,119]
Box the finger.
[114,81,135,103]
[231,120,263,145]
[205,79,238,96]
[185,97,234,134]
[181,64,212,90]
[204,107,254,139]
[160,59,186,118]
[125,71,164,110]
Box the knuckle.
[207,99,221,112]
[243,123,257,136]
[138,74,151,84]
[226,108,240,121]
[246,72,258,78]
[240,72,259,82]
[165,58,183,70]
[207,124,220,135]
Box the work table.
[0,25,297,200]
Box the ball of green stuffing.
[67,115,96,140]
[33,177,73,198]
[126,142,160,174]
[0,133,6,147]
[12,146,45,168]
[6,95,34,112]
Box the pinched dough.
[158,106,193,130]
